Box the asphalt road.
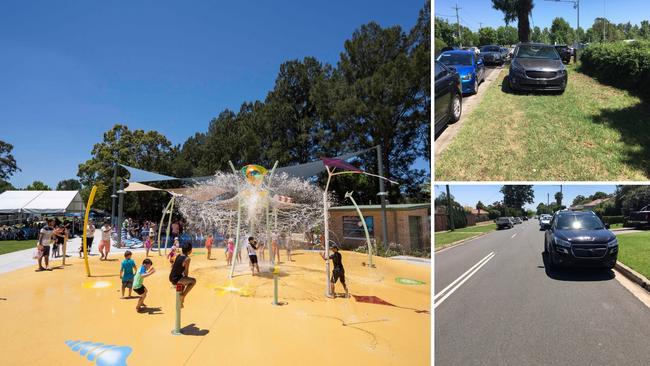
[435,221,650,366]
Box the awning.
[124,182,162,192]
[0,191,85,214]
[120,165,178,183]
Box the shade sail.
[124,182,162,192]
[0,191,85,214]
[120,164,178,183]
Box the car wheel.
[547,250,557,269]
[450,93,462,123]
[473,79,479,94]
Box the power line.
[452,2,462,46]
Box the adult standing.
[52,224,66,258]
[81,221,95,258]
[99,221,112,260]
[36,219,55,271]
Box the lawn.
[0,240,35,255]
[434,223,496,249]
[436,63,650,180]
[616,231,650,280]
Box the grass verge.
[0,240,35,255]
[616,231,650,280]
[434,223,496,249]
[436,63,650,180]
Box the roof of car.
[556,210,596,216]
[518,42,553,47]
[440,50,474,55]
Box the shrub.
[580,41,650,96]
[602,215,625,225]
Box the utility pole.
[603,0,606,42]
[453,2,462,47]
[446,185,455,231]
[547,193,550,206]
[376,146,389,249]
[479,22,483,30]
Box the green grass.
[609,223,624,229]
[0,240,35,255]
[616,231,650,279]
[434,223,496,249]
[436,63,650,180]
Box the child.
[320,244,349,298]
[205,234,214,260]
[53,224,65,258]
[99,222,112,260]
[246,237,260,276]
[271,232,281,264]
[169,244,196,308]
[133,258,155,312]
[79,221,95,258]
[120,251,137,298]
[168,238,180,265]
[144,236,152,257]
[226,237,234,266]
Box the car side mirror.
[477,59,483,65]
[605,223,610,229]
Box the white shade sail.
[0,191,85,214]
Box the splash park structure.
[0,162,430,365]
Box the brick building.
[328,203,430,252]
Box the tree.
[25,181,51,191]
[572,195,586,206]
[550,17,574,45]
[496,25,518,45]
[492,0,534,42]
[476,200,487,214]
[479,27,498,45]
[434,16,455,47]
[0,140,20,180]
[500,185,534,212]
[554,191,563,206]
[77,124,179,219]
[531,26,542,42]
[639,20,650,39]
[618,186,650,215]
[0,180,15,194]
[541,27,551,43]
[590,191,609,200]
[56,179,82,191]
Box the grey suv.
[509,43,568,93]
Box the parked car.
[627,205,650,228]
[509,43,568,93]
[500,47,510,61]
[496,217,514,229]
[437,50,485,94]
[522,216,529,221]
[440,46,461,53]
[554,44,572,64]
[434,60,462,136]
[479,45,504,66]
[513,217,523,224]
[465,46,480,57]
[539,214,552,229]
[543,211,617,269]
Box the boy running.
[133,258,155,312]
[205,234,214,260]
[320,244,349,298]
[169,244,196,308]
[120,251,137,298]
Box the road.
[434,64,505,158]
[435,220,650,366]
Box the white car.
[539,214,552,229]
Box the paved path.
[435,221,650,366]
[434,65,505,158]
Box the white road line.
[434,252,495,308]
[511,233,517,238]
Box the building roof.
[329,203,430,211]
[0,190,85,214]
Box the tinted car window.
[516,45,560,59]
[555,214,605,230]
[480,46,500,52]
[434,62,446,79]
[438,53,473,66]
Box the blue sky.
[433,184,617,210]
[436,0,648,31]
[0,0,426,189]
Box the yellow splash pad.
[0,250,430,365]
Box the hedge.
[580,41,650,96]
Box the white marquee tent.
[0,190,85,215]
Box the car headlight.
[555,238,571,248]
[607,238,618,247]
[461,74,471,81]
[495,54,501,59]
[558,69,567,75]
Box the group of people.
[34,218,77,270]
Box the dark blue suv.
[544,211,618,269]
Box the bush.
[580,41,650,96]
[602,215,625,224]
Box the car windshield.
[516,45,559,59]
[556,214,605,230]
[481,46,500,52]
[438,53,472,66]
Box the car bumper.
[461,78,476,93]
[552,244,618,267]
[482,58,502,65]
[509,71,567,91]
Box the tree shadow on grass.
[591,102,650,178]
